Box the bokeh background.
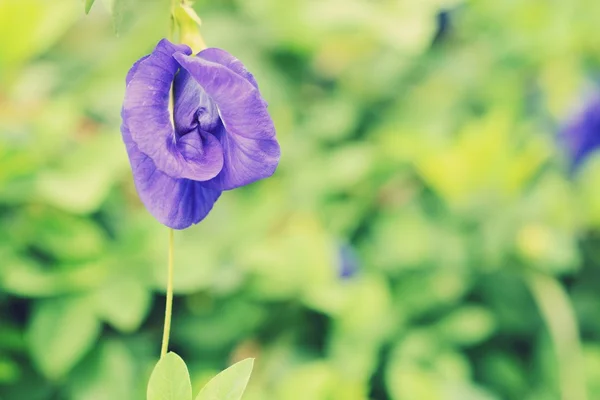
[2,0,600,399]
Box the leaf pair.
[148,353,254,400]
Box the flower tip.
[156,38,193,57]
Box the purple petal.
[207,122,281,190]
[561,94,600,171]
[173,52,280,190]
[121,123,222,229]
[125,55,149,85]
[122,39,224,182]
[338,243,359,279]
[197,48,259,89]
[173,68,220,134]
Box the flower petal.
[125,55,149,85]
[172,67,220,134]
[121,123,222,229]
[173,52,280,190]
[562,94,600,171]
[122,39,224,182]
[197,48,259,89]
[207,122,281,190]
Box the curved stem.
[160,228,175,358]
[525,270,587,400]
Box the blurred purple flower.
[121,39,280,229]
[338,243,359,279]
[562,93,600,172]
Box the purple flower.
[121,39,280,229]
[562,93,600,172]
[338,243,359,279]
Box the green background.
[1,0,600,399]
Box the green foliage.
[1,0,600,399]
[28,297,101,380]
[147,353,252,400]
[68,340,139,399]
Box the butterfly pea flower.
[338,243,359,279]
[561,93,600,172]
[121,39,280,229]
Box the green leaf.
[1,256,108,297]
[99,0,123,35]
[111,0,126,35]
[435,306,496,346]
[84,0,95,14]
[0,356,20,383]
[94,279,152,333]
[35,134,128,214]
[195,358,254,400]
[147,352,192,400]
[68,340,139,400]
[27,297,101,380]
[30,211,107,262]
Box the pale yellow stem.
[160,228,175,358]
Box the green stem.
[163,4,181,356]
[525,270,587,400]
[160,228,175,358]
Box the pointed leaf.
[101,0,133,35]
[84,0,95,14]
[195,359,254,400]
[147,352,192,400]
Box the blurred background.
[2,0,600,399]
